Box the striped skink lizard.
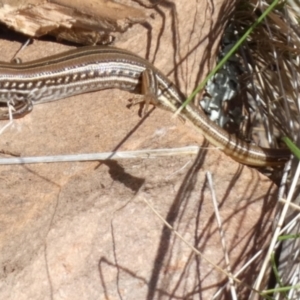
[0,46,291,166]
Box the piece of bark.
[0,0,148,44]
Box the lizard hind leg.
[128,68,159,116]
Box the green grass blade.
[282,136,300,160]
